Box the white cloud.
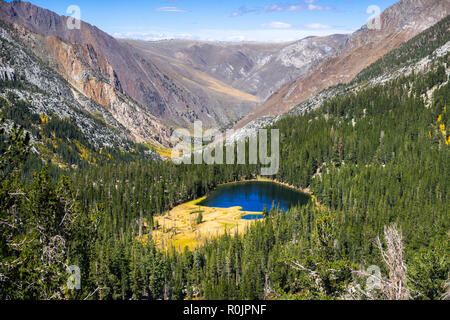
[155,7,188,13]
[233,1,333,16]
[262,21,293,29]
[264,5,284,12]
[287,5,303,11]
[304,23,332,29]
[307,4,332,11]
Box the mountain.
[0,0,351,137]
[4,8,449,299]
[234,0,450,130]
[0,0,257,140]
[0,18,167,169]
[0,0,179,145]
[1,0,448,148]
[121,34,348,102]
[2,0,449,302]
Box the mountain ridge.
[0,0,255,138]
[0,0,352,138]
[122,33,348,102]
[233,0,450,130]
[1,0,449,147]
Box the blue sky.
[12,0,399,42]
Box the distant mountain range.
[0,0,449,148]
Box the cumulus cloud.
[304,23,332,29]
[262,21,293,29]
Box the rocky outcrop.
[0,65,15,81]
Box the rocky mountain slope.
[234,0,450,130]
[0,0,352,142]
[122,34,348,102]
[0,0,181,145]
[0,0,252,135]
[1,0,449,149]
[0,19,128,147]
[0,18,166,169]
[229,13,450,143]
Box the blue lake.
[199,181,310,214]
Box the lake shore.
[215,177,326,211]
[148,197,260,251]
[216,176,312,195]
[146,178,314,251]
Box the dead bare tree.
[84,286,110,300]
[377,224,410,300]
[350,224,411,300]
